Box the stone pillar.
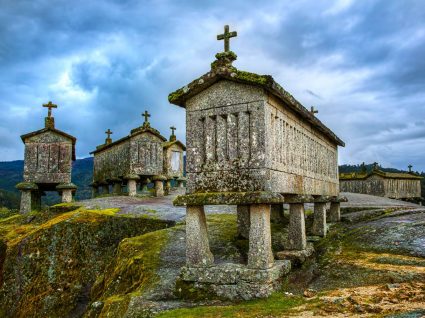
[237,205,250,239]
[164,180,172,195]
[155,181,164,197]
[312,202,327,237]
[112,181,122,195]
[62,190,73,203]
[329,202,341,222]
[177,179,185,188]
[127,179,137,197]
[247,204,274,269]
[287,203,306,250]
[20,190,33,214]
[186,205,214,267]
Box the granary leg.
[247,204,274,269]
[287,203,307,250]
[62,190,73,203]
[154,181,164,197]
[177,178,185,188]
[127,180,137,197]
[329,202,341,222]
[164,180,172,195]
[237,205,250,239]
[19,190,33,214]
[312,202,327,237]
[186,205,214,267]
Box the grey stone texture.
[340,170,422,200]
[312,202,327,237]
[247,204,274,269]
[127,179,137,197]
[275,243,314,267]
[329,202,340,222]
[16,107,77,213]
[185,206,214,267]
[180,260,291,300]
[287,203,307,250]
[91,119,186,197]
[62,189,73,203]
[236,205,250,239]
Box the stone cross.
[373,162,379,170]
[310,106,318,116]
[408,164,413,172]
[43,101,57,118]
[217,25,237,52]
[105,129,113,139]
[142,110,151,123]
[170,126,176,136]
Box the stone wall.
[129,132,163,176]
[93,140,130,182]
[340,176,421,199]
[185,80,339,196]
[23,131,72,184]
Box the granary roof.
[340,170,423,180]
[168,51,345,147]
[163,140,186,151]
[20,127,76,161]
[90,123,167,155]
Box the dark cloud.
[1,0,425,171]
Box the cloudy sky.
[1,0,425,171]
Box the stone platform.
[180,260,291,300]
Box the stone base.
[180,261,291,300]
[275,243,315,267]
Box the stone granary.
[340,163,422,201]
[163,126,186,193]
[169,26,346,299]
[16,102,77,214]
[90,111,185,197]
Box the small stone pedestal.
[56,183,77,203]
[329,202,341,222]
[164,179,172,195]
[287,203,306,250]
[16,182,39,214]
[177,177,186,188]
[125,174,140,197]
[152,175,166,197]
[312,201,327,237]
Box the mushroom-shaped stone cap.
[56,183,78,190]
[124,174,140,180]
[152,175,167,181]
[16,182,38,191]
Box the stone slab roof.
[90,124,167,155]
[20,127,76,161]
[340,170,423,180]
[163,140,186,151]
[168,51,345,147]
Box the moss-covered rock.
[0,206,174,317]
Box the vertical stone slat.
[216,114,227,162]
[238,111,250,162]
[49,144,59,173]
[227,113,238,160]
[205,116,216,162]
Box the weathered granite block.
[287,203,306,250]
[312,202,327,237]
[185,206,214,267]
[247,204,274,269]
[329,201,340,222]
